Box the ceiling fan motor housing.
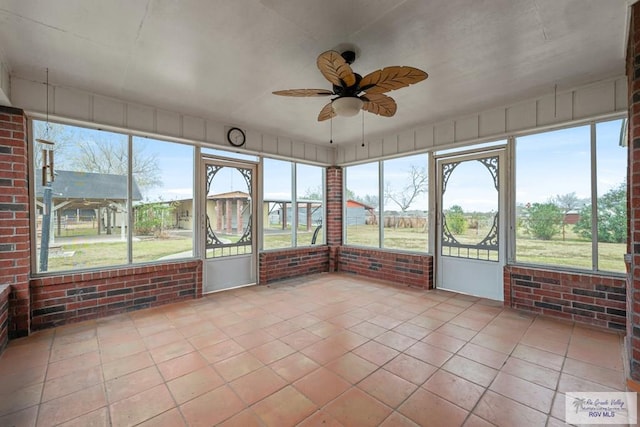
[333,73,363,97]
[341,50,356,64]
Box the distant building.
[159,195,326,234]
[264,198,323,231]
[564,212,581,225]
[345,199,376,225]
[34,170,142,237]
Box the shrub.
[134,202,175,237]
[446,205,467,235]
[524,202,563,240]
[574,182,626,243]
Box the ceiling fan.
[273,50,428,121]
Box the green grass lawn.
[263,229,323,249]
[43,224,626,274]
[346,225,429,252]
[44,237,194,272]
[346,225,625,273]
[515,235,624,272]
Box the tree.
[345,187,356,201]
[71,136,162,191]
[446,205,467,234]
[303,186,323,200]
[344,188,379,208]
[135,201,176,237]
[34,121,162,193]
[552,192,583,241]
[361,194,379,208]
[384,165,427,212]
[524,202,563,240]
[574,182,626,243]
[33,121,76,169]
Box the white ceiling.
[0,0,630,145]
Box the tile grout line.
[34,327,55,427]
[1,275,627,426]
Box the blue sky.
[263,159,324,200]
[35,118,626,210]
[139,137,194,201]
[516,119,625,209]
[345,118,626,213]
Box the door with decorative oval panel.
[201,157,257,293]
[436,149,506,301]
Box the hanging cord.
[330,113,333,144]
[45,68,51,138]
[361,109,365,147]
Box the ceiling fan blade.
[317,50,356,88]
[317,102,337,121]
[362,94,397,117]
[360,66,428,94]
[273,89,334,97]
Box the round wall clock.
[227,127,246,147]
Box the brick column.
[0,106,31,338]
[627,3,640,382]
[326,167,342,271]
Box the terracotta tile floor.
[0,273,627,426]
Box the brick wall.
[257,164,434,289]
[326,166,342,248]
[259,246,329,284]
[30,260,202,330]
[505,265,626,331]
[0,284,10,354]
[0,106,30,338]
[628,2,640,381]
[338,247,433,289]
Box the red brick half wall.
[505,265,626,331]
[30,260,202,330]
[259,246,330,284]
[338,247,433,290]
[0,106,30,339]
[0,284,10,355]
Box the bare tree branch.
[71,134,162,191]
[33,121,75,169]
[384,165,427,212]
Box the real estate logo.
[565,392,637,425]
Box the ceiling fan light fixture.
[332,97,363,117]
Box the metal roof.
[35,170,142,201]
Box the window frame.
[260,156,326,251]
[342,152,431,254]
[510,115,627,275]
[28,118,201,276]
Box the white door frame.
[435,148,507,301]
[200,156,257,294]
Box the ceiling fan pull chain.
[361,110,365,147]
[330,114,333,144]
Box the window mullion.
[321,167,326,245]
[342,167,347,245]
[292,162,297,247]
[590,122,598,271]
[507,136,516,264]
[379,161,384,249]
[428,153,436,254]
[127,134,133,265]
